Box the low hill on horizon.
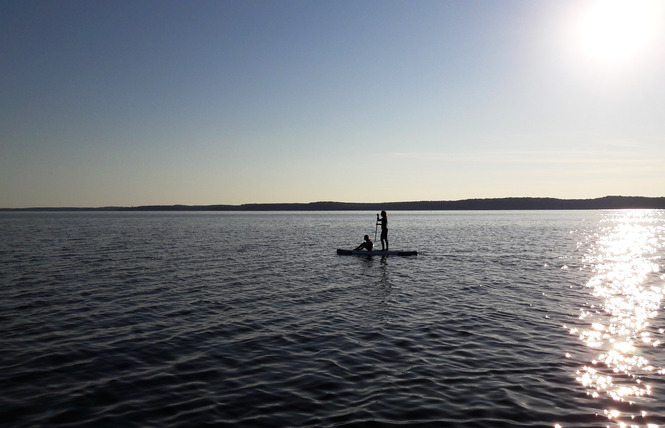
[4,196,665,211]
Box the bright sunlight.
[574,0,664,65]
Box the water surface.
[1,210,664,427]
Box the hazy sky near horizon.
[2,0,665,207]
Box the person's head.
[364,234,370,241]
[381,210,387,217]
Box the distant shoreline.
[2,196,665,211]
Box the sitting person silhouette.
[354,235,374,251]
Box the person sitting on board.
[354,235,373,251]
[377,210,388,251]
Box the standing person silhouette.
[377,211,388,251]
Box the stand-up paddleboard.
[337,249,418,256]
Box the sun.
[575,0,663,65]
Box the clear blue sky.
[2,0,664,207]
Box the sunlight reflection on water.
[573,210,665,426]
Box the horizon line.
[2,195,665,211]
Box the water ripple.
[1,211,664,426]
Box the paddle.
[374,213,379,243]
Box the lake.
[1,210,664,427]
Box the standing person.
[377,211,388,251]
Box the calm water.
[1,210,664,427]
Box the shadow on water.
[341,254,395,326]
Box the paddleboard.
[336,249,418,256]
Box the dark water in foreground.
[1,210,664,427]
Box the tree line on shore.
[4,196,665,211]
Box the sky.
[2,0,665,208]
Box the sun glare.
[574,0,663,65]
[573,211,665,426]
